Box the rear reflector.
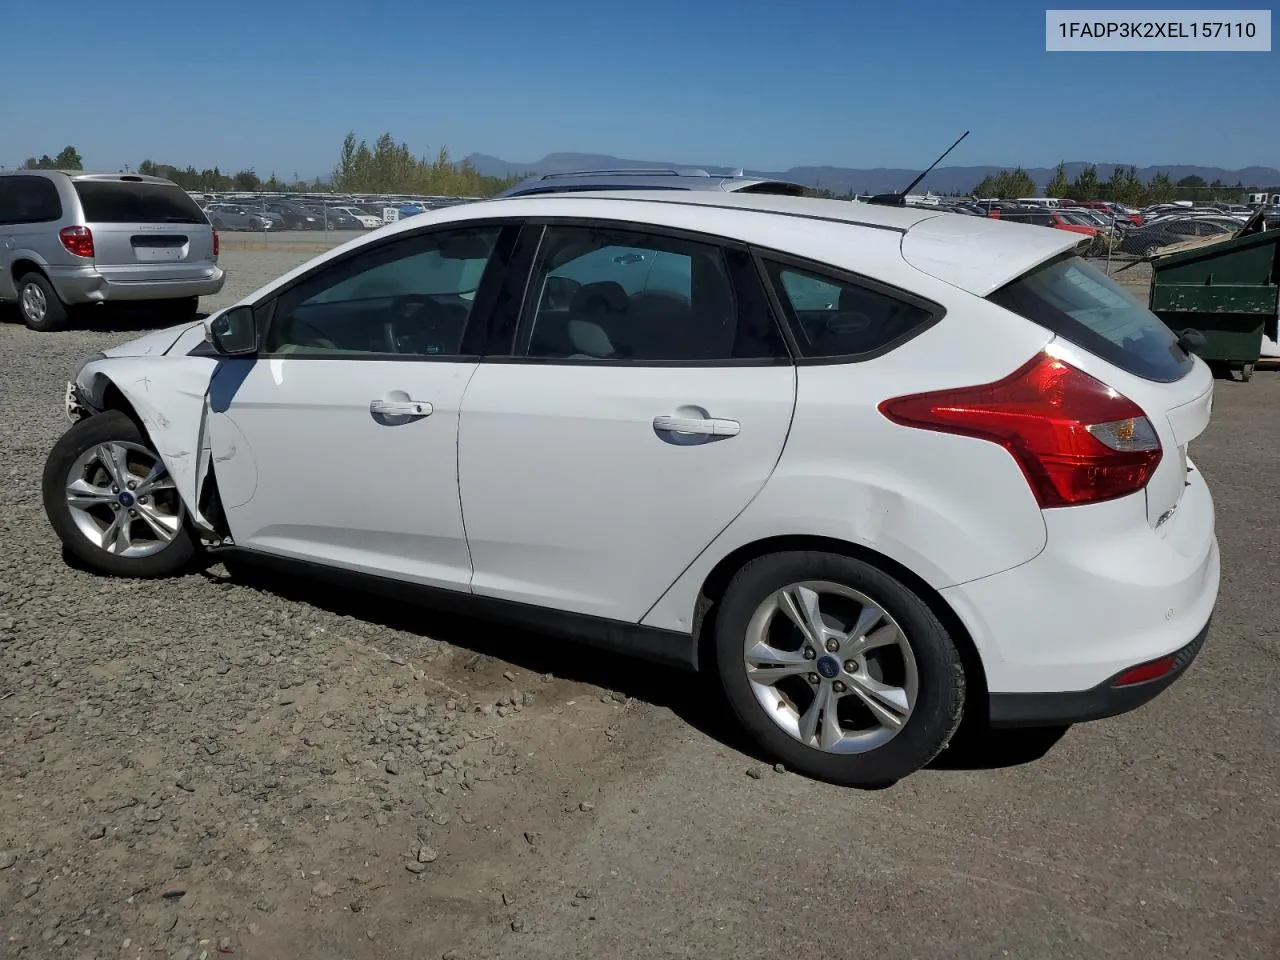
[59,226,94,259]
[879,352,1163,508]
[1111,655,1177,686]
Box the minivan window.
[73,181,208,224]
[989,253,1193,382]
[0,176,63,225]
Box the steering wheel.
[382,293,445,354]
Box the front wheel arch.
[80,376,232,542]
[693,534,989,718]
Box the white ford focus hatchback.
[42,191,1219,786]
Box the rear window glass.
[73,181,207,224]
[989,254,1193,382]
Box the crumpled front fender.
[76,355,220,534]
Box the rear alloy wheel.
[42,410,197,578]
[17,272,69,332]
[715,551,966,787]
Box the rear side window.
[0,176,63,225]
[989,254,1193,382]
[73,180,207,224]
[764,261,937,359]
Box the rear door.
[457,221,797,622]
[987,253,1213,529]
[71,177,215,278]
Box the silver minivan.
[0,171,225,331]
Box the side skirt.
[218,547,700,672]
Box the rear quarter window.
[764,259,939,360]
[0,176,63,225]
[988,253,1193,382]
[73,181,208,224]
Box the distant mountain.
[464,151,1280,195]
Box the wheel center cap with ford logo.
[118,491,136,507]
[817,655,841,679]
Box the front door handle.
[370,399,433,417]
[652,415,740,437]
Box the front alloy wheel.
[64,441,184,558]
[42,410,197,577]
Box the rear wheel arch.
[693,534,989,713]
[10,256,46,286]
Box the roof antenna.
[865,130,970,207]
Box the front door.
[208,223,511,590]
[458,222,797,622]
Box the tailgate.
[1146,372,1213,529]
[89,223,215,269]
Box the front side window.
[765,261,936,359]
[265,227,501,357]
[518,225,782,362]
[0,176,63,225]
[988,253,1193,382]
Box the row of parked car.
[192,194,475,232]
[902,194,1276,258]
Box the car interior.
[522,234,739,361]
[263,231,495,356]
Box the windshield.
[989,253,1193,383]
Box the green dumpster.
[1147,227,1280,381]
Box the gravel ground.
[1,245,1276,960]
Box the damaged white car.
[41,191,1219,786]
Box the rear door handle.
[652,415,740,437]
[370,399,433,417]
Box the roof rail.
[537,168,712,181]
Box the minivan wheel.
[714,551,966,787]
[17,272,69,332]
[42,410,197,578]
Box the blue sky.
[2,0,1275,176]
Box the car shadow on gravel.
[205,560,1070,779]
[67,306,209,333]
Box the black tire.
[16,271,69,332]
[713,550,966,788]
[1240,362,1255,382]
[41,410,198,578]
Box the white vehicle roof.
[238,191,1080,308]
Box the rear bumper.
[941,457,1219,714]
[988,618,1209,727]
[44,265,225,304]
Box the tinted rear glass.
[989,253,1193,383]
[73,181,207,224]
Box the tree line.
[10,142,1275,204]
[12,134,523,198]
[974,163,1268,204]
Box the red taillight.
[213,230,220,259]
[878,353,1163,508]
[59,226,94,258]
[1111,655,1176,686]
